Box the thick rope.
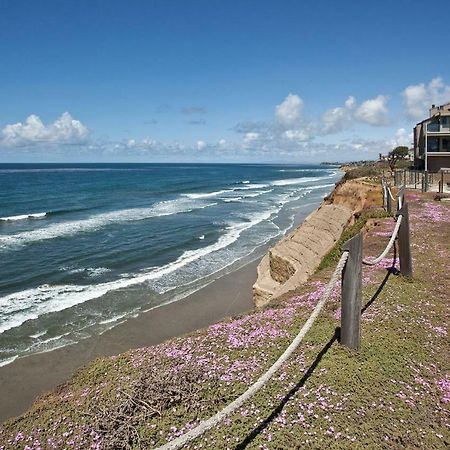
[154,251,350,450]
[387,186,396,201]
[362,214,402,265]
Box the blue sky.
[1,0,449,163]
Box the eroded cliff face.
[253,179,378,307]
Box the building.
[413,102,450,172]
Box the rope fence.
[153,180,413,450]
[156,253,349,450]
[363,215,402,266]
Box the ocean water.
[0,163,341,366]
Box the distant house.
[413,102,450,172]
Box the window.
[441,116,450,129]
[427,121,440,132]
[442,139,450,151]
[427,137,439,151]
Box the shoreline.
[0,181,341,423]
[0,258,257,422]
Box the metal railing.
[394,169,450,193]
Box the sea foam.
[0,206,277,334]
[0,199,216,251]
[0,212,47,221]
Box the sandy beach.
[0,182,328,424]
[0,258,257,422]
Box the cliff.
[253,178,380,306]
[1,193,448,450]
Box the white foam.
[31,332,71,347]
[183,189,233,199]
[270,177,322,186]
[235,183,270,190]
[99,313,127,325]
[242,189,273,198]
[277,168,334,173]
[223,197,243,202]
[0,212,47,222]
[312,183,336,190]
[0,356,18,367]
[0,207,276,334]
[241,180,250,184]
[30,330,47,339]
[62,266,111,277]
[198,235,205,240]
[0,199,216,251]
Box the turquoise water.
[0,163,341,366]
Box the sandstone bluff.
[253,178,377,306]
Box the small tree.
[388,146,409,173]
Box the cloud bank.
[1,77,448,162]
[1,112,88,148]
[402,77,450,120]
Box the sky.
[1,0,449,163]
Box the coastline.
[0,182,338,423]
[0,258,256,422]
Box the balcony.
[426,137,450,153]
[427,123,450,134]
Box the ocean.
[0,163,341,367]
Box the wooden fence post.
[397,202,413,277]
[397,187,404,211]
[341,233,363,350]
[386,187,392,214]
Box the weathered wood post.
[397,186,404,211]
[394,170,399,186]
[341,232,363,350]
[382,179,387,211]
[397,202,413,277]
[440,171,444,193]
[386,186,392,214]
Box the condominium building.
[413,102,450,172]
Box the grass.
[342,166,382,181]
[317,209,391,272]
[0,192,449,449]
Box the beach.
[0,257,257,422]
[0,199,324,422]
[0,163,341,423]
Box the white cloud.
[402,77,450,120]
[320,96,355,134]
[283,129,309,141]
[354,95,389,126]
[1,112,89,147]
[390,128,412,148]
[275,93,303,127]
[345,96,356,109]
[244,132,259,143]
[196,140,206,150]
[126,138,157,149]
[218,138,227,147]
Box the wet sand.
[0,259,257,423]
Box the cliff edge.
[253,178,379,306]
